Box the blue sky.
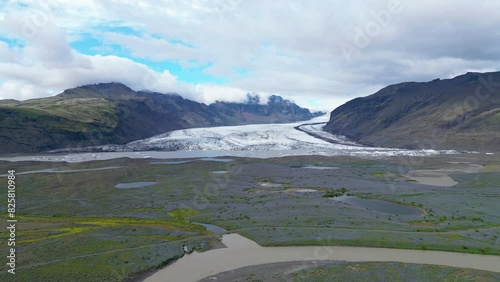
[1,0,500,110]
[67,24,229,85]
[70,37,227,85]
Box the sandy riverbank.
[405,163,483,186]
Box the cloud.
[0,17,182,99]
[193,84,249,104]
[0,54,177,99]
[104,33,203,62]
[1,0,500,111]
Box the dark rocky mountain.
[324,71,500,151]
[209,93,323,125]
[0,83,319,153]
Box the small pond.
[115,182,158,189]
[199,158,233,162]
[294,189,318,193]
[150,161,192,165]
[259,183,283,188]
[302,166,339,170]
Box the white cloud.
[0,81,39,100]
[104,33,203,62]
[0,53,184,99]
[193,84,249,104]
[1,0,500,111]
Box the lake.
[115,182,158,189]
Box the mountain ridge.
[324,71,500,152]
[0,82,320,153]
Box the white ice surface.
[125,115,361,151]
[1,116,457,163]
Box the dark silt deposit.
[331,196,422,216]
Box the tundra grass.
[0,154,498,281]
[293,262,500,282]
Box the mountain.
[0,83,319,153]
[209,94,324,125]
[324,71,500,152]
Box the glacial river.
[143,233,500,282]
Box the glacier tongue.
[128,124,331,151]
[126,116,354,151]
[122,115,444,158]
[0,116,459,163]
[24,115,455,163]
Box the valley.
[0,143,498,281]
[1,79,499,280]
[1,1,500,281]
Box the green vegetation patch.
[322,188,348,198]
[168,208,201,220]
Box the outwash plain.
[0,152,499,281]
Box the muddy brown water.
[143,233,500,282]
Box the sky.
[0,0,499,111]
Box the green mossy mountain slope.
[0,83,318,153]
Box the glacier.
[125,115,346,151]
[1,116,458,163]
